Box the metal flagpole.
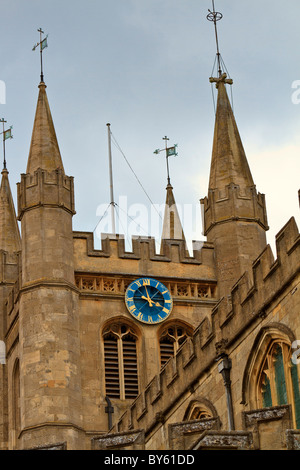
[163,136,171,185]
[33,28,48,83]
[106,123,116,235]
[38,28,44,82]
[0,118,13,171]
[1,119,6,170]
[154,136,178,186]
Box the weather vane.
[207,0,223,77]
[207,1,233,90]
[0,118,13,170]
[154,136,178,186]
[32,28,48,83]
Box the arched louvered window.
[189,406,212,421]
[257,341,300,429]
[159,324,193,368]
[103,323,139,400]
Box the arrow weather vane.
[0,118,13,171]
[154,136,178,186]
[32,28,48,83]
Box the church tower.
[16,79,83,449]
[201,8,269,299]
[0,163,21,449]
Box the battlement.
[17,168,75,220]
[213,216,299,344]
[73,232,217,280]
[109,217,299,436]
[200,183,269,235]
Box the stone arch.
[183,397,219,422]
[241,322,296,407]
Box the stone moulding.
[91,430,145,450]
[192,430,254,450]
[168,417,221,450]
[75,273,217,302]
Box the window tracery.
[257,341,300,429]
[159,323,193,367]
[103,323,139,400]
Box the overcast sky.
[1,0,299,255]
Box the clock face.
[125,278,173,324]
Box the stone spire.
[208,73,254,191]
[161,183,185,242]
[0,168,21,253]
[26,82,64,174]
[201,73,268,298]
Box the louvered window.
[258,341,300,429]
[103,324,138,400]
[160,324,193,368]
[104,334,120,399]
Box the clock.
[125,278,173,324]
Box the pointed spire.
[26,82,64,175]
[161,183,186,242]
[209,74,254,190]
[0,169,21,253]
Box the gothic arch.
[241,322,296,407]
[183,397,218,422]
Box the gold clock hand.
[141,295,154,306]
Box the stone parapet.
[17,168,75,220]
[212,216,299,345]
[107,217,299,439]
[200,183,268,235]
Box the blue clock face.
[125,278,173,324]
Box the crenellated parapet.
[212,216,299,344]
[104,217,299,438]
[17,168,75,220]
[200,183,269,236]
[73,232,215,265]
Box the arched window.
[257,341,300,429]
[159,323,193,367]
[183,399,217,422]
[103,323,139,400]
[189,406,212,421]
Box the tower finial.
[154,136,178,186]
[32,28,48,83]
[207,0,223,77]
[0,118,13,171]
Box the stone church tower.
[0,9,299,451]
